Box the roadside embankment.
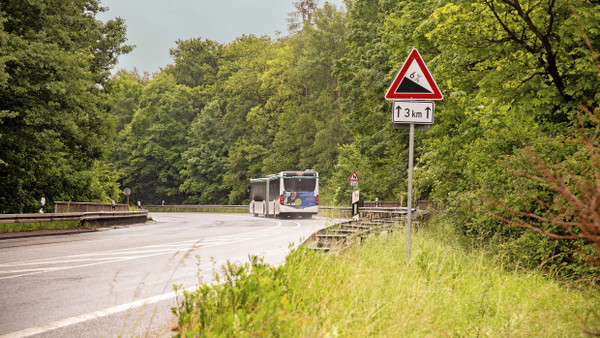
[172,217,600,336]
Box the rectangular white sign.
[392,101,434,124]
[352,190,359,204]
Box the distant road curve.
[0,212,330,337]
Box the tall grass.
[173,218,600,336]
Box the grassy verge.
[173,218,600,336]
[0,220,91,233]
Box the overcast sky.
[97,0,345,75]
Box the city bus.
[249,169,319,218]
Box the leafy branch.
[487,7,600,265]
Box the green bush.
[172,255,296,336]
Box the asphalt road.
[0,212,330,337]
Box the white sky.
[97,0,345,75]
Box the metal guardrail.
[302,217,406,253]
[145,205,248,210]
[146,205,414,215]
[0,205,410,225]
[54,201,129,213]
[0,211,148,226]
[302,208,430,253]
[319,206,414,215]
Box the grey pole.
[406,123,414,263]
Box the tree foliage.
[0,0,131,213]
[112,4,351,205]
[414,0,600,272]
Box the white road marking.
[0,217,305,337]
[0,219,300,281]
[0,286,195,338]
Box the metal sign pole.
[406,123,414,263]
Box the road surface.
[0,212,331,337]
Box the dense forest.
[1,0,599,276]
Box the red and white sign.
[385,48,443,101]
[348,171,360,182]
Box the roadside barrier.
[146,205,417,215]
[0,211,148,226]
[54,201,129,213]
[0,204,425,249]
[302,210,429,253]
[145,205,247,210]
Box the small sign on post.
[348,171,360,187]
[123,188,131,207]
[392,101,434,124]
[349,171,360,219]
[352,190,360,221]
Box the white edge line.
[0,286,196,338]
[1,217,301,337]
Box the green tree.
[333,0,418,204]
[287,0,319,33]
[167,38,222,89]
[215,35,278,204]
[335,0,600,276]
[264,3,351,194]
[118,73,197,205]
[0,0,131,213]
[105,70,148,132]
[180,101,230,204]
[415,0,600,273]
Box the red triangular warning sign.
[348,171,359,182]
[385,48,443,100]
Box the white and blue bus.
[249,169,319,218]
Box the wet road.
[0,212,329,337]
